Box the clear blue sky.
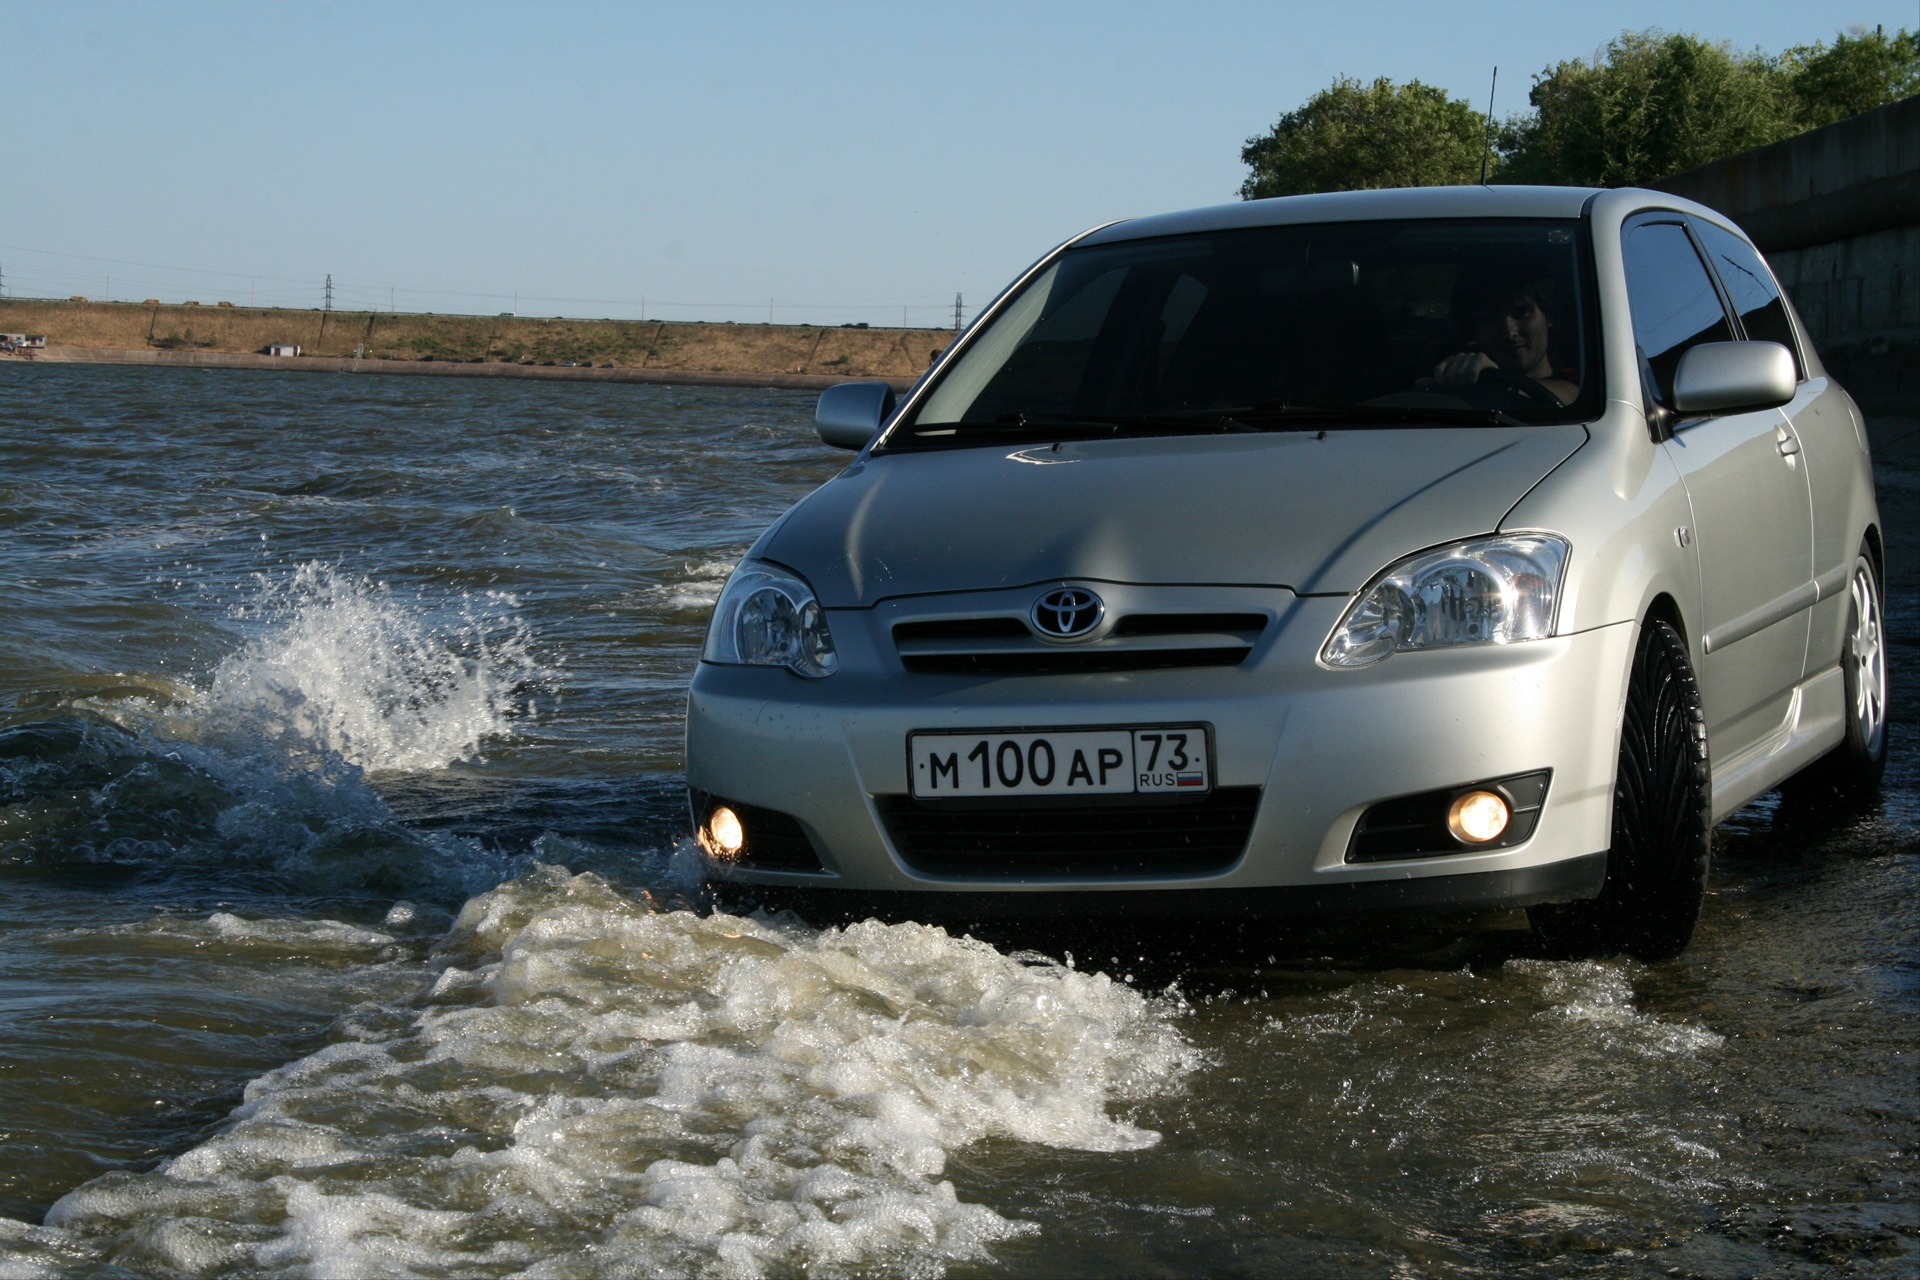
[3,0,1911,326]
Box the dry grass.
[0,300,956,379]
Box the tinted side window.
[965,266,1127,418]
[1692,219,1802,377]
[1622,221,1733,404]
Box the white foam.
[196,561,551,773]
[82,912,404,961]
[0,1216,71,1280]
[655,557,742,612]
[1511,959,1725,1058]
[42,865,1198,1277]
[207,912,402,953]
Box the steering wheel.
[1474,368,1565,407]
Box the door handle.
[1776,428,1800,458]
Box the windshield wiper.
[1009,412,1264,435]
[884,401,1521,451]
[890,411,1260,449]
[1217,400,1529,430]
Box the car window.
[896,218,1601,443]
[1690,219,1803,379]
[1622,221,1734,406]
[923,265,1130,423]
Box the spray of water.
[200,562,551,773]
[34,865,1200,1278]
[2,563,554,897]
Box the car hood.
[764,426,1588,607]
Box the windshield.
[889,217,1600,448]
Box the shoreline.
[15,345,917,392]
[0,299,948,392]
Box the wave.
[199,561,553,774]
[29,864,1199,1278]
[0,562,559,901]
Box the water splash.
[200,562,552,773]
[1512,958,1726,1058]
[0,562,553,897]
[36,866,1200,1279]
[654,556,743,612]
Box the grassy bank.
[0,299,955,380]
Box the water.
[1,362,1914,1277]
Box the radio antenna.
[1479,66,1499,185]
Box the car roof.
[1075,185,1606,247]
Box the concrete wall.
[1654,95,1919,416]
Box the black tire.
[1530,619,1711,961]
[1784,546,1889,800]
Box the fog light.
[1447,790,1510,844]
[706,805,745,858]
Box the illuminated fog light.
[706,806,746,858]
[1447,790,1511,844]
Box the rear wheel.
[1530,619,1711,961]
[1786,547,1888,800]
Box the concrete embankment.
[1655,95,1919,417]
[0,299,954,391]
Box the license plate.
[908,726,1212,798]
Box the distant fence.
[1654,94,1919,417]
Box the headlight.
[1322,534,1568,668]
[703,561,838,678]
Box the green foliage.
[1783,26,1920,128]
[1240,76,1491,199]
[1243,25,1919,199]
[1499,31,1795,186]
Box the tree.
[1240,77,1491,199]
[1783,26,1920,129]
[1499,31,1796,186]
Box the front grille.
[893,611,1267,676]
[1111,612,1267,637]
[876,787,1261,876]
[893,618,1028,644]
[900,648,1250,675]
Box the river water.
[0,362,1913,1278]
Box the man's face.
[1469,292,1552,377]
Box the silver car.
[685,185,1886,959]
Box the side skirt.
[1709,664,1846,822]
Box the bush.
[1241,77,1490,197]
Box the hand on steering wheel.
[1432,351,1496,386]
[1473,367,1565,407]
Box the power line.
[0,244,977,317]
[0,248,978,327]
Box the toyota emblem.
[1031,586,1105,640]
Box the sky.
[3,0,1912,327]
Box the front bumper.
[685,593,1634,910]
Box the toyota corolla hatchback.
[685,185,1886,959]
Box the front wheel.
[1530,619,1712,961]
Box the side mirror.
[815,381,896,450]
[1671,341,1796,414]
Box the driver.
[1427,267,1578,406]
